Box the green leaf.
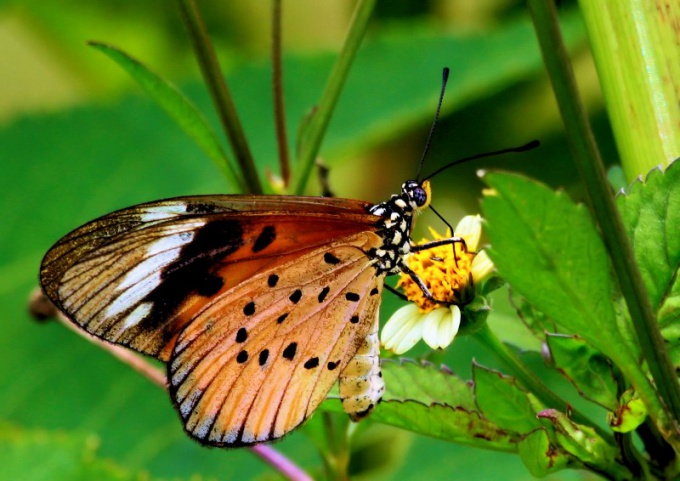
[508,292,556,340]
[546,334,618,410]
[473,363,542,434]
[89,41,245,193]
[324,360,517,451]
[537,410,626,477]
[517,429,571,477]
[608,389,647,433]
[380,359,476,409]
[617,160,680,342]
[480,172,639,372]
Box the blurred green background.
[0,1,614,479]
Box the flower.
[381,215,494,355]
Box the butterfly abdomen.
[339,313,385,421]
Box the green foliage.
[88,41,244,193]
[546,334,618,410]
[0,423,166,481]
[473,363,542,434]
[617,162,680,328]
[4,1,679,480]
[517,429,571,477]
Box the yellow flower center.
[398,230,475,312]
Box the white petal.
[455,215,482,251]
[381,304,425,355]
[381,304,419,341]
[471,250,495,283]
[422,306,461,350]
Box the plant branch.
[292,0,378,195]
[177,0,263,194]
[272,0,291,187]
[527,0,680,436]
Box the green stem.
[527,0,680,437]
[292,0,378,195]
[271,0,291,187]
[321,412,350,481]
[178,0,263,194]
[474,323,614,443]
[577,0,680,181]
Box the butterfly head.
[402,180,431,211]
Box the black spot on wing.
[236,327,247,343]
[244,301,255,316]
[318,286,330,303]
[277,313,288,324]
[259,349,269,366]
[237,350,248,363]
[289,289,302,304]
[350,315,359,324]
[283,342,297,360]
[268,274,279,287]
[345,292,360,302]
[139,219,244,334]
[370,287,379,296]
[196,274,224,297]
[304,357,319,369]
[324,252,341,264]
[327,361,338,370]
[252,225,276,253]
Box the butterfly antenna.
[422,140,540,182]
[415,67,450,181]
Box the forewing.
[169,232,386,446]
[39,195,379,359]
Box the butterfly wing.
[39,195,379,360]
[169,231,385,446]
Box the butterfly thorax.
[368,180,430,275]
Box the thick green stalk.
[527,0,680,438]
[474,323,614,443]
[578,0,680,181]
[178,0,263,194]
[292,0,378,195]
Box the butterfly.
[38,68,533,447]
[40,182,441,445]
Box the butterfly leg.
[384,284,408,301]
[412,236,468,269]
[411,236,468,253]
[399,263,453,305]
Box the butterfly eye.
[412,187,428,207]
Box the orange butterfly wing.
[170,232,385,445]
[40,195,380,360]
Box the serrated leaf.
[517,429,570,477]
[617,161,680,358]
[380,359,478,410]
[546,334,618,410]
[481,172,639,372]
[324,360,517,450]
[473,363,542,433]
[89,41,245,193]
